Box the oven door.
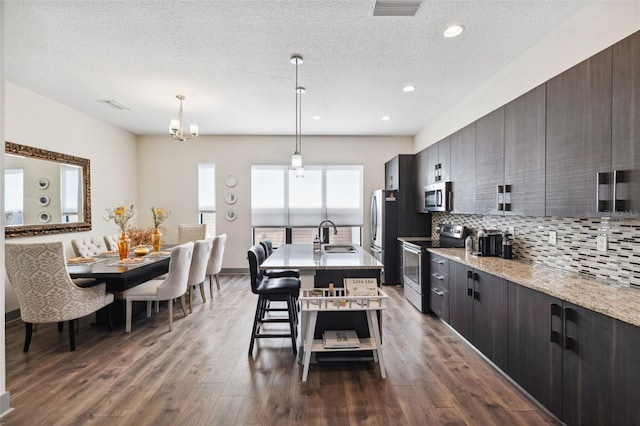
[402,243,425,312]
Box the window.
[198,164,216,237]
[4,169,24,226]
[251,165,363,246]
[61,165,80,222]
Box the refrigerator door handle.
[370,194,377,242]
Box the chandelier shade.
[169,94,198,142]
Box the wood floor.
[2,275,559,425]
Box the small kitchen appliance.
[477,230,502,257]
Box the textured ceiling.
[5,1,590,136]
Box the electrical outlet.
[508,226,515,237]
[549,231,557,246]
[597,234,608,252]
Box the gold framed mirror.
[5,141,91,237]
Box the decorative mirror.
[5,141,91,237]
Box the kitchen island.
[260,243,384,356]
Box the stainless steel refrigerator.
[370,189,399,285]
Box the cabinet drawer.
[430,255,449,275]
[431,271,449,292]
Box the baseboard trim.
[0,391,13,418]
[5,309,20,324]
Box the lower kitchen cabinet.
[508,281,640,425]
[449,260,508,370]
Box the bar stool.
[248,244,300,355]
[257,240,300,279]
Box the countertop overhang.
[260,244,383,271]
[428,248,640,328]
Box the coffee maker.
[477,230,502,257]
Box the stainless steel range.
[401,224,467,313]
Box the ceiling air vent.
[373,0,422,17]
[98,99,131,110]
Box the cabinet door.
[438,136,451,183]
[385,156,399,190]
[425,143,439,186]
[450,123,476,214]
[448,261,473,339]
[562,302,615,426]
[546,48,612,217]
[475,107,505,215]
[504,84,546,216]
[471,269,507,370]
[611,317,640,425]
[612,30,640,217]
[507,282,563,418]
[415,148,428,212]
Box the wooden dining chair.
[125,242,193,332]
[5,241,115,351]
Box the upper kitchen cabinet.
[415,149,429,212]
[450,123,476,214]
[612,30,640,218]
[545,47,612,217]
[504,84,546,216]
[426,136,451,186]
[385,155,428,234]
[475,107,504,215]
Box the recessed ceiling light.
[402,85,416,92]
[381,116,391,121]
[444,24,465,38]
[312,115,321,120]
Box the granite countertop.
[397,236,433,242]
[260,243,383,271]
[428,248,640,328]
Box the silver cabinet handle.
[432,288,445,296]
[596,172,610,212]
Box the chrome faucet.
[317,219,338,244]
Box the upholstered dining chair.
[206,233,227,293]
[186,238,213,313]
[71,236,108,257]
[5,242,115,352]
[177,224,206,244]
[125,242,193,333]
[103,234,120,251]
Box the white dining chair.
[177,224,206,244]
[186,238,213,313]
[125,242,193,333]
[71,237,108,257]
[103,234,120,251]
[206,233,227,293]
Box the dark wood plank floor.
[1,275,559,425]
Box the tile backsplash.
[432,212,640,288]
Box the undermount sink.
[323,244,358,253]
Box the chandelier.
[291,55,305,177]
[169,94,199,142]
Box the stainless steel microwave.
[424,182,452,212]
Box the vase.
[152,227,162,252]
[117,232,131,260]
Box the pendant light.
[291,55,305,176]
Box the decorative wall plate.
[225,175,238,187]
[224,209,237,221]
[225,192,237,204]
[38,211,51,223]
[37,177,50,189]
[38,195,51,207]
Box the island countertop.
[260,244,383,271]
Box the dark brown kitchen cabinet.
[611,30,640,217]
[414,148,429,212]
[508,281,640,425]
[429,253,449,322]
[449,123,475,214]
[504,84,546,216]
[449,261,507,370]
[475,107,504,215]
[545,47,612,217]
[385,155,427,235]
[426,136,451,186]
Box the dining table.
[67,250,172,324]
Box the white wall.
[415,1,640,152]
[3,83,138,312]
[137,135,414,269]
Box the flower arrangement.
[151,207,171,229]
[127,226,154,246]
[105,204,135,234]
